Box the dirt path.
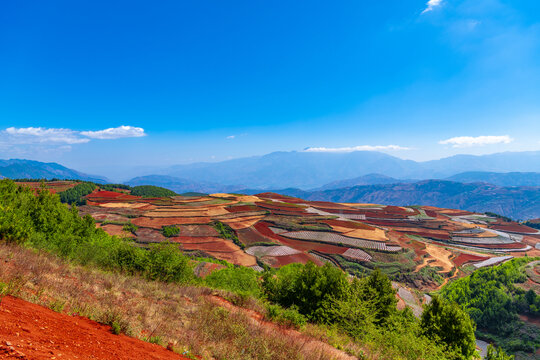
[0,295,187,360]
[208,295,357,360]
[415,244,454,273]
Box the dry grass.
[0,243,355,360]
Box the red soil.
[226,205,260,213]
[453,253,490,267]
[0,295,186,360]
[491,223,538,234]
[263,253,317,267]
[236,227,276,246]
[132,217,211,229]
[254,222,288,242]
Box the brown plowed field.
[237,227,276,246]
[453,253,490,267]
[491,223,539,234]
[0,295,186,360]
[177,225,219,237]
[262,253,316,267]
[132,217,211,229]
[220,215,265,230]
[98,224,135,238]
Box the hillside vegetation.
[441,258,540,359]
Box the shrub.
[161,225,180,238]
[131,185,176,197]
[204,266,261,297]
[265,304,307,328]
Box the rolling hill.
[0,159,107,183]
[243,180,540,220]
[446,171,540,187]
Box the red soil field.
[134,228,166,243]
[255,193,302,202]
[453,253,490,267]
[169,236,222,244]
[0,295,186,360]
[491,223,538,234]
[98,224,135,238]
[236,227,276,246]
[272,235,350,255]
[255,201,306,210]
[226,205,260,212]
[424,209,438,218]
[254,222,289,242]
[177,225,219,237]
[263,253,316,267]
[132,217,211,229]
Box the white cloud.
[80,125,146,139]
[0,125,146,152]
[303,145,410,153]
[3,127,90,144]
[422,0,443,14]
[439,135,513,147]
[226,135,236,140]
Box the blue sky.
[1,0,540,179]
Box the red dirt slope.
[0,296,187,360]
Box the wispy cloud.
[80,125,146,140]
[4,127,90,145]
[439,135,513,148]
[226,135,236,140]
[422,0,443,14]
[0,125,146,151]
[303,145,410,153]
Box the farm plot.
[450,235,515,245]
[453,253,490,267]
[264,253,318,267]
[280,230,401,252]
[341,248,372,262]
[473,255,513,268]
[134,228,167,243]
[219,215,266,230]
[325,222,387,242]
[177,224,220,237]
[236,227,276,246]
[98,224,135,238]
[246,246,301,257]
[415,244,454,273]
[131,216,211,229]
[490,223,540,234]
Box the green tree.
[486,345,514,360]
[420,296,477,360]
[364,268,397,325]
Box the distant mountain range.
[241,180,540,220]
[157,150,540,189]
[2,154,540,219]
[0,159,107,183]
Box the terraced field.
[31,183,536,290]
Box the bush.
[265,304,307,328]
[130,185,176,197]
[204,266,261,297]
[161,225,180,238]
